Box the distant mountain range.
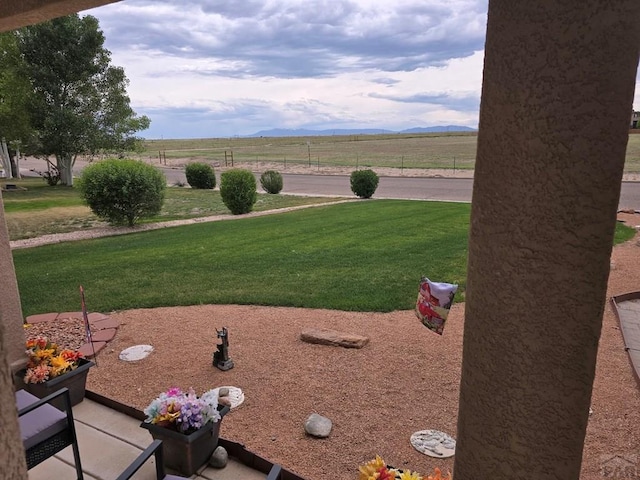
[246,125,476,137]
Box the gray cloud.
[369,91,480,111]
[371,77,401,85]
[89,0,487,78]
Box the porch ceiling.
[0,0,120,32]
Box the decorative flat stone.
[87,312,110,322]
[24,311,117,362]
[56,311,83,320]
[90,328,117,342]
[300,328,369,348]
[119,344,154,361]
[25,313,59,324]
[91,317,119,331]
[211,386,245,409]
[79,341,107,358]
[410,430,456,458]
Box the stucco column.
[0,322,28,479]
[0,188,27,477]
[0,189,26,371]
[454,1,640,479]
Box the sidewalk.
[28,398,267,480]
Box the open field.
[131,132,640,173]
[140,132,478,171]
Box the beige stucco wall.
[0,190,26,372]
[454,1,640,479]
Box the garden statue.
[213,327,234,371]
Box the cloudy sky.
[83,0,638,139]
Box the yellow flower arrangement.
[23,337,85,384]
[358,456,451,480]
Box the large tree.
[0,32,33,178]
[15,14,149,185]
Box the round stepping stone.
[210,386,244,409]
[410,429,456,458]
[119,344,154,361]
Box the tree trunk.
[0,138,13,180]
[14,148,21,180]
[56,154,75,186]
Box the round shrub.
[185,162,216,189]
[220,169,257,215]
[350,169,379,198]
[260,170,283,194]
[78,159,166,226]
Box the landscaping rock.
[304,413,332,438]
[209,446,228,468]
[218,387,230,397]
[300,328,369,349]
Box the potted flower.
[359,455,452,480]
[141,387,230,476]
[15,337,94,408]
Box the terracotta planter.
[140,405,230,476]
[15,358,94,409]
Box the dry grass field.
[134,132,640,173]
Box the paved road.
[159,167,640,210]
[279,174,475,203]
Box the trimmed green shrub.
[260,170,283,194]
[350,169,379,198]
[220,169,257,214]
[185,162,216,189]
[78,159,166,226]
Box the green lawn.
[13,200,635,317]
[13,200,471,316]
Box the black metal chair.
[116,439,284,480]
[16,387,83,480]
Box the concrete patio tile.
[60,399,272,480]
[57,421,158,480]
[200,461,268,480]
[28,453,99,480]
[25,312,58,324]
[73,399,151,448]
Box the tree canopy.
[0,14,150,185]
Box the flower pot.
[140,404,230,477]
[15,358,94,409]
